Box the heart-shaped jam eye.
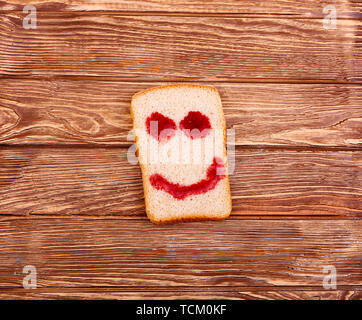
[179,111,211,139]
[146,112,176,142]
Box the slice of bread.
[131,84,232,224]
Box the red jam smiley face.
[146,112,177,142]
[146,111,212,142]
[179,111,212,139]
[145,111,224,200]
[150,157,225,200]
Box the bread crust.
[131,83,219,101]
[131,83,232,224]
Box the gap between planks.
[0,144,361,152]
[0,215,360,221]
[0,11,361,19]
[0,285,360,291]
[1,76,361,85]
[2,285,360,290]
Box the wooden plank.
[0,147,360,216]
[0,218,360,287]
[0,14,361,81]
[0,80,361,147]
[0,287,360,300]
[0,0,360,18]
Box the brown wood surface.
[0,288,361,300]
[0,0,361,18]
[0,218,360,287]
[0,14,361,82]
[0,147,360,217]
[0,80,361,147]
[0,0,361,300]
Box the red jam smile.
[179,111,211,139]
[146,112,176,142]
[149,157,226,199]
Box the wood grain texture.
[0,14,361,81]
[0,1,361,300]
[0,218,360,287]
[0,288,360,300]
[0,80,361,147]
[0,147,360,216]
[0,0,361,18]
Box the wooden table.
[0,1,361,300]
